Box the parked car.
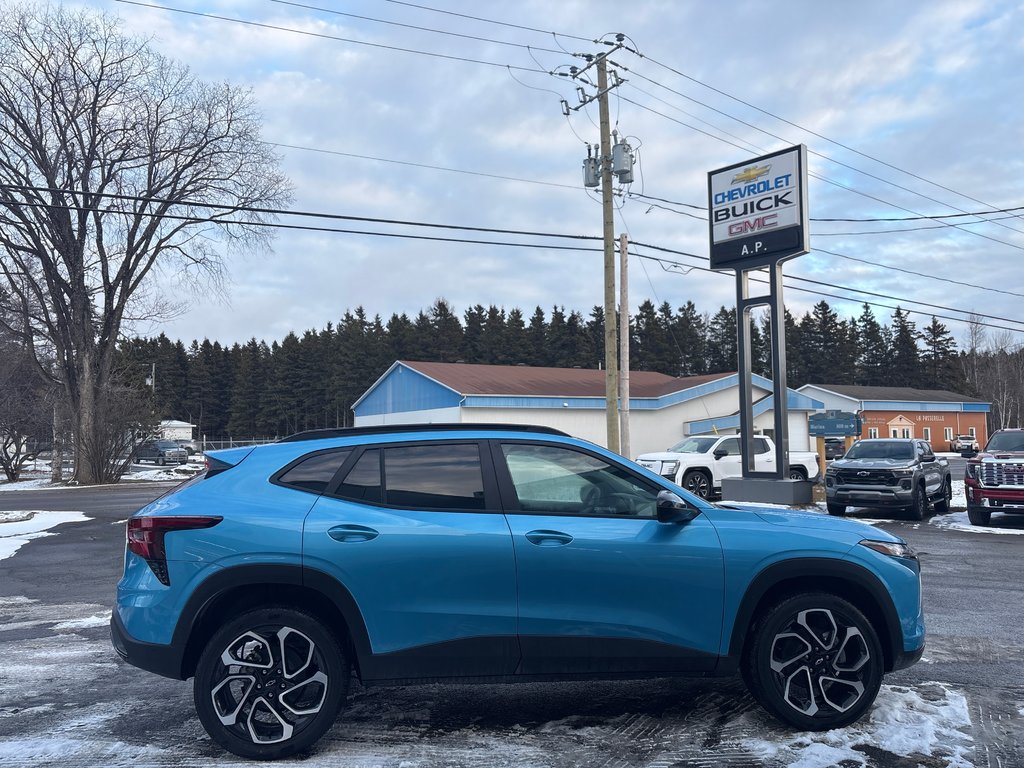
[963,428,1024,525]
[174,439,200,456]
[824,438,846,460]
[952,434,979,452]
[134,439,188,465]
[635,434,820,499]
[824,438,951,520]
[112,424,924,760]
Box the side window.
[718,438,740,456]
[383,444,486,510]
[500,443,658,518]
[335,448,382,504]
[278,449,352,494]
[753,437,770,454]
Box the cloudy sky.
[79,0,1023,348]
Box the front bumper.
[826,484,914,507]
[965,481,1024,511]
[893,641,925,671]
[110,610,187,680]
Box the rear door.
[302,440,519,680]
[493,440,725,676]
[916,440,943,497]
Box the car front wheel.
[907,483,926,521]
[194,607,349,760]
[967,505,991,526]
[681,469,712,499]
[933,479,952,514]
[743,593,883,731]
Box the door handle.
[328,524,379,543]
[525,529,573,547]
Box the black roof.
[278,423,570,443]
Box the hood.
[972,451,1024,460]
[717,503,902,542]
[829,458,915,471]
[636,450,706,461]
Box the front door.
[492,441,725,676]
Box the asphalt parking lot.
[0,482,1021,767]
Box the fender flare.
[727,557,903,669]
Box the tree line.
[109,298,971,441]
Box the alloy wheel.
[683,471,710,498]
[767,608,871,720]
[209,625,330,746]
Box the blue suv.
[112,425,924,760]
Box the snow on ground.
[0,511,90,560]
[0,477,56,493]
[742,682,973,768]
[0,458,203,492]
[930,510,1024,535]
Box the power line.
[6,183,1023,329]
[114,0,547,73]
[381,0,591,42]
[268,0,566,55]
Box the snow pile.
[742,682,973,768]
[930,511,1024,535]
[0,511,90,560]
[0,478,54,493]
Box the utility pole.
[618,233,631,459]
[567,38,633,455]
[597,55,619,455]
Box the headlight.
[891,468,915,476]
[662,461,679,475]
[859,539,917,561]
[966,463,981,480]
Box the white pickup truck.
[635,434,820,499]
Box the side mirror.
[713,448,728,459]
[657,490,700,524]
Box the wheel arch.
[728,558,901,673]
[175,564,372,681]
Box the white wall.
[354,406,463,426]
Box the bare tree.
[0,4,290,483]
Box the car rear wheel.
[194,607,349,760]
[788,467,807,481]
[932,479,952,514]
[967,505,991,526]
[157,456,165,466]
[682,469,712,499]
[743,593,883,731]
[826,502,846,516]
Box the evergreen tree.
[462,304,486,363]
[545,306,570,366]
[503,308,530,365]
[920,316,964,392]
[586,306,605,369]
[527,307,547,366]
[889,307,922,388]
[633,300,675,373]
[673,301,706,376]
[482,306,507,364]
[227,339,265,436]
[564,310,596,368]
[705,307,738,373]
[386,313,416,361]
[429,298,464,362]
[855,304,890,386]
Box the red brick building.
[797,384,990,452]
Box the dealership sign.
[707,145,809,270]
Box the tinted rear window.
[335,449,382,504]
[384,444,486,510]
[278,449,352,493]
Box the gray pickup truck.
[824,438,952,520]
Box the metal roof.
[805,383,986,404]
[399,361,732,398]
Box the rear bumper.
[893,641,925,671]
[110,610,187,680]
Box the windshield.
[843,441,914,460]
[155,441,179,449]
[986,432,1024,452]
[667,437,719,453]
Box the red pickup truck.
[964,428,1024,525]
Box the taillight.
[126,516,221,585]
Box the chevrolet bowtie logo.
[731,164,771,185]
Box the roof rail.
[277,423,571,443]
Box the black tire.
[682,469,712,499]
[932,479,952,514]
[788,467,807,481]
[907,482,926,521]
[826,502,846,516]
[967,505,991,526]
[742,592,883,731]
[193,607,349,760]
